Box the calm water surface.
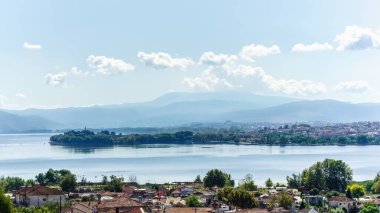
[0,134,379,185]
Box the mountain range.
[1,91,380,133]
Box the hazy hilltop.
[0,110,60,133]
[2,91,380,132]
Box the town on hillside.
[1,159,380,213]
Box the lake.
[0,134,379,185]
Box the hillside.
[2,92,380,132]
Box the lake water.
[0,134,379,186]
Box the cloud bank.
[45,72,67,86]
[240,44,280,62]
[335,25,380,51]
[138,52,193,70]
[23,42,42,49]
[292,42,333,52]
[87,55,134,75]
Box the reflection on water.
[1,134,380,184]
[50,143,176,153]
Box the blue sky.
[1,0,380,109]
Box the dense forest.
[49,129,380,146]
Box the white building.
[328,196,356,212]
[13,184,66,207]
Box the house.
[298,208,319,213]
[373,199,380,210]
[164,207,213,213]
[328,196,356,212]
[180,188,194,197]
[13,184,66,207]
[303,195,324,206]
[164,197,182,208]
[96,194,146,213]
[62,201,98,213]
[171,190,181,198]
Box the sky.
[1,0,380,109]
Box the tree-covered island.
[50,123,380,146]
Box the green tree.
[276,192,293,210]
[60,174,77,192]
[357,135,369,145]
[217,187,234,205]
[44,169,60,185]
[372,173,380,193]
[346,187,352,198]
[331,208,345,213]
[306,162,325,190]
[299,199,307,209]
[0,177,25,192]
[360,202,380,213]
[106,175,124,192]
[286,174,301,189]
[185,195,202,207]
[217,187,257,209]
[15,206,52,213]
[230,189,258,209]
[194,175,202,183]
[265,178,273,189]
[373,180,380,194]
[35,169,74,186]
[0,187,14,213]
[203,169,234,188]
[239,174,257,191]
[25,179,35,187]
[279,136,288,146]
[101,175,108,185]
[301,159,352,192]
[322,159,353,192]
[310,188,319,195]
[347,184,365,199]
[35,173,46,185]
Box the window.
[43,198,46,201]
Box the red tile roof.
[62,201,98,213]
[14,185,64,196]
[164,207,212,213]
[97,195,145,209]
[329,196,354,202]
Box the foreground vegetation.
[1,158,379,213]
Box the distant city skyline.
[1,0,380,109]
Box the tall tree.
[239,174,257,191]
[203,169,234,188]
[0,187,13,213]
[300,159,352,192]
[265,178,273,189]
[347,184,365,199]
[60,174,77,192]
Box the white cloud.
[87,55,134,75]
[137,52,193,70]
[45,72,67,86]
[239,44,280,62]
[16,93,27,98]
[225,65,327,96]
[226,65,262,77]
[335,25,380,51]
[182,69,233,91]
[292,42,333,52]
[70,66,89,76]
[259,73,327,96]
[23,42,42,49]
[334,81,370,93]
[199,51,237,66]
